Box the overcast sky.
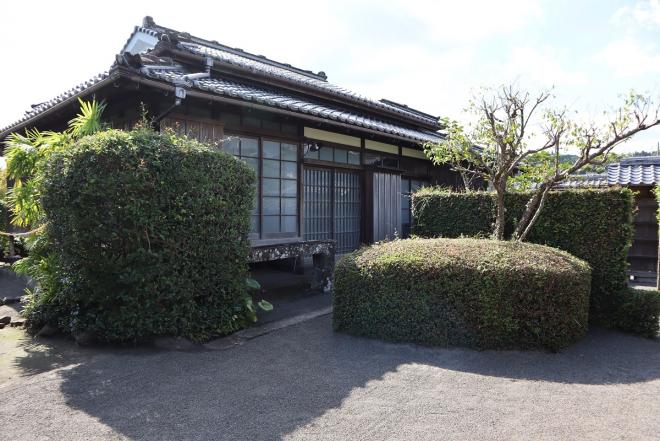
[2,0,660,152]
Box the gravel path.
[1,315,659,441]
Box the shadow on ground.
[4,315,658,440]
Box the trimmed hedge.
[333,238,592,350]
[615,288,660,338]
[412,189,634,326]
[29,128,256,342]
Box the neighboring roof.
[554,173,609,189]
[137,63,442,143]
[551,156,660,189]
[1,17,444,143]
[607,156,660,186]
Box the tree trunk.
[513,183,548,240]
[517,185,551,242]
[460,172,471,191]
[493,180,507,240]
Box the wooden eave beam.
[119,70,431,146]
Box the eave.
[0,72,121,140]
[118,67,442,145]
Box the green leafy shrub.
[24,127,256,342]
[333,238,591,351]
[615,288,660,338]
[412,188,634,326]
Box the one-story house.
[0,17,462,260]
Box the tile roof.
[0,72,112,135]
[607,156,660,186]
[545,157,660,189]
[554,173,609,189]
[141,65,443,144]
[1,17,444,143]
[176,41,441,129]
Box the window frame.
[302,140,363,170]
[225,133,302,242]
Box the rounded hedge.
[333,238,592,350]
[29,128,256,342]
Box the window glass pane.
[251,216,260,233]
[364,153,381,166]
[319,147,333,161]
[282,180,297,197]
[334,148,348,163]
[411,180,424,192]
[282,216,297,233]
[263,197,280,215]
[252,193,259,214]
[282,123,297,135]
[282,197,297,215]
[262,120,280,132]
[262,178,280,196]
[263,216,280,233]
[263,159,280,177]
[305,149,319,160]
[282,161,297,179]
[241,157,259,174]
[348,150,360,165]
[244,115,261,128]
[281,143,297,161]
[241,138,258,157]
[224,137,240,156]
[382,157,399,168]
[263,140,280,159]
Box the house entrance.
[303,167,361,254]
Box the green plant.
[614,288,660,338]
[5,98,106,229]
[244,277,273,323]
[22,127,257,342]
[412,188,634,328]
[333,238,591,351]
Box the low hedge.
[412,189,634,326]
[333,238,592,350]
[27,128,256,342]
[615,288,660,338]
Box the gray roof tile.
[607,158,660,186]
[142,67,442,143]
[550,157,660,189]
[178,42,440,129]
[555,174,609,189]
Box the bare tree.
[425,85,660,241]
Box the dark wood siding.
[629,186,658,275]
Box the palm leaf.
[68,98,107,138]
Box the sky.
[1,0,660,152]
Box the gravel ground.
[1,315,659,441]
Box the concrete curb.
[203,306,332,351]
